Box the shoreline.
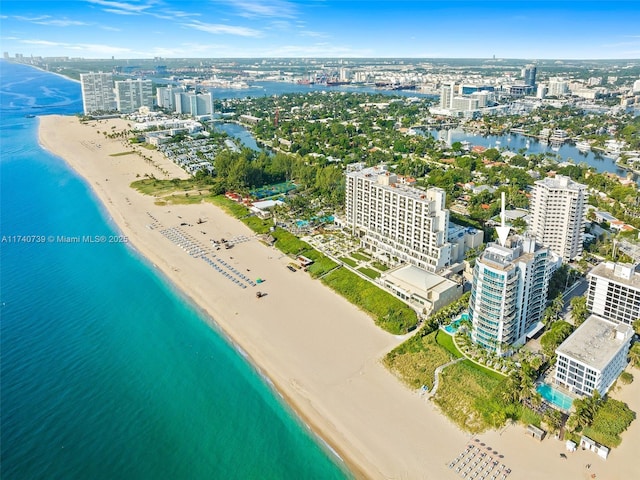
[38,114,640,480]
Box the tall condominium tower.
[530,175,586,262]
[523,64,537,87]
[175,92,214,118]
[156,85,186,111]
[587,262,640,326]
[114,79,154,114]
[440,83,455,109]
[469,236,551,354]
[80,72,116,114]
[345,164,452,272]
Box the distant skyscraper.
[80,72,116,115]
[114,79,154,114]
[440,83,455,109]
[156,85,186,112]
[548,77,569,96]
[523,64,537,87]
[530,175,586,262]
[175,91,214,118]
[469,236,551,354]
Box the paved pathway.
[429,357,465,398]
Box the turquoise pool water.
[537,383,574,410]
[444,313,469,335]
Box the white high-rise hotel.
[530,175,586,262]
[345,164,451,272]
[80,72,116,114]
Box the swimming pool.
[443,313,469,335]
[536,383,574,410]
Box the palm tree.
[628,343,640,369]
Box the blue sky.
[1,0,639,59]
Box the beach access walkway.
[429,357,465,399]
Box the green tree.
[629,343,640,369]
[570,296,589,327]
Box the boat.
[575,141,591,152]
[24,114,35,118]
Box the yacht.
[575,141,591,152]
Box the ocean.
[0,61,351,479]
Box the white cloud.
[86,0,152,15]
[103,8,140,15]
[183,20,261,37]
[34,19,90,27]
[213,0,298,19]
[19,38,135,56]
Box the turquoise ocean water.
[0,61,350,479]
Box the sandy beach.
[39,114,640,480]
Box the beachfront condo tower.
[469,235,551,354]
[586,262,640,326]
[175,92,215,118]
[114,79,154,114]
[80,72,116,115]
[345,164,452,273]
[530,175,586,263]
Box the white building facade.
[114,79,154,114]
[554,315,633,397]
[587,262,640,326]
[345,164,452,272]
[530,175,586,262]
[80,72,116,114]
[175,92,214,118]
[469,236,551,353]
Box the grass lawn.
[272,228,312,255]
[384,331,453,389]
[206,195,249,218]
[351,251,370,261]
[306,256,339,278]
[161,194,206,205]
[358,267,380,279]
[434,360,504,433]
[371,261,389,271]
[322,267,417,334]
[131,178,211,197]
[435,330,464,358]
[340,256,357,267]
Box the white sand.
[39,114,640,480]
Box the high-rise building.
[345,164,452,272]
[175,92,214,118]
[80,72,116,115]
[114,79,154,114]
[523,64,537,87]
[469,236,551,354]
[440,83,455,109]
[530,175,586,262]
[554,315,633,397]
[548,77,569,96]
[586,262,640,326]
[156,85,186,111]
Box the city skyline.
[1,0,639,60]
